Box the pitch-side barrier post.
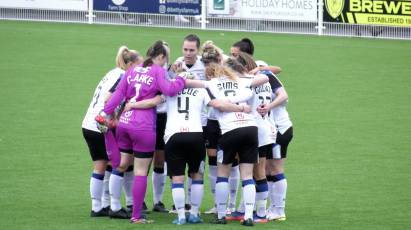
[87,0,94,24]
[201,0,206,29]
[318,0,324,35]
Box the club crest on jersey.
[325,0,344,19]
[235,112,245,120]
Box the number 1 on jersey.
[129,83,142,103]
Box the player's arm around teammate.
[249,65,282,75]
[123,95,164,111]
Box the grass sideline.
[0,20,410,230]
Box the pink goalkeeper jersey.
[104,64,185,131]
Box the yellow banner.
[324,0,411,27]
[354,13,411,26]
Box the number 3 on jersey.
[92,85,102,108]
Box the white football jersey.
[169,56,208,126]
[156,101,167,113]
[205,77,256,134]
[156,70,171,114]
[268,74,293,134]
[249,82,277,147]
[164,88,211,143]
[82,68,124,132]
[173,56,206,80]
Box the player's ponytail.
[143,40,168,67]
[201,40,224,65]
[116,46,141,70]
[116,46,129,70]
[236,52,257,72]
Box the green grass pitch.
[0,20,410,230]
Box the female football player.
[185,62,268,226]
[82,46,142,217]
[201,42,240,215]
[256,69,293,222]
[99,40,186,224]
[234,52,277,222]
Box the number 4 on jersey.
[177,96,189,120]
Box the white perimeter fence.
[0,0,410,40]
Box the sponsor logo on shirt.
[120,111,132,124]
[180,127,189,132]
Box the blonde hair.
[201,41,224,65]
[201,40,223,55]
[205,63,238,81]
[115,46,141,70]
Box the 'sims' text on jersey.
[217,82,238,90]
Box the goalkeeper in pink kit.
[98,40,186,224]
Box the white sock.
[90,172,104,212]
[190,180,204,216]
[186,177,192,205]
[123,170,134,207]
[228,165,239,209]
[102,170,111,208]
[152,168,166,204]
[267,181,273,209]
[273,174,287,216]
[256,192,268,217]
[109,170,124,211]
[208,165,217,206]
[172,184,186,220]
[237,191,245,213]
[215,177,229,219]
[255,180,268,217]
[242,180,256,220]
